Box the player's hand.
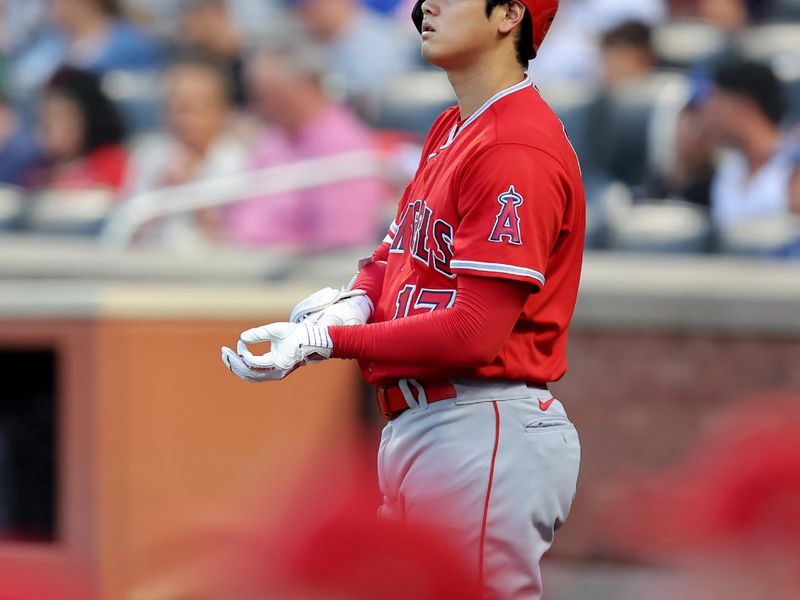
[220,322,333,382]
[290,287,373,327]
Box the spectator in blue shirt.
[359,0,407,16]
[0,91,41,186]
[8,0,163,99]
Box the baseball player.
[222,1,584,597]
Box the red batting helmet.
[411,0,559,59]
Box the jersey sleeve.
[450,144,568,290]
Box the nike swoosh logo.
[538,398,555,411]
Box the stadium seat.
[739,24,800,62]
[0,186,24,233]
[601,185,712,253]
[718,216,800,257]
[652,20,728,68]
[25,189,116,236]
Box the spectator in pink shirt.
[225,42,389,251]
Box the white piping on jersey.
[384,220,400,243]
[439,76,533,150]
[450,259,545,286]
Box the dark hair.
[601,20,653,52]
[44,66,126,154]
[713,57,787,125]
[745,0,770,22]
[485,0,534,66]
[96,0,123,17]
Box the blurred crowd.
[0,0,799,256]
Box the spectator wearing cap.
[9,0,162,98]
[282,0,417,105]
[123,52,248,248]
[702,57,800,229]
[225,43,389,250]
[25,66,128,193]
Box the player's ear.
[498,0,525,35]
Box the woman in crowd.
[26,66,128,194]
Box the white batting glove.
[220,322,333,382]
[289,287,373,327]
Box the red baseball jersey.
[362,76,585,386]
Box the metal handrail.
[100,150,391,248]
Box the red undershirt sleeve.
[351,242,389,306]
[330,275,532,367]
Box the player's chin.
[420,40,433,59]
[421,41,474,71]
[420,43,450,68]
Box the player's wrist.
[327,325,343,358]
[327,324,361,360]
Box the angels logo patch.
[489,185,524,245]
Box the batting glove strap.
[289,287,369,324]
[294,322,334,362]
[314,294,374,327]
